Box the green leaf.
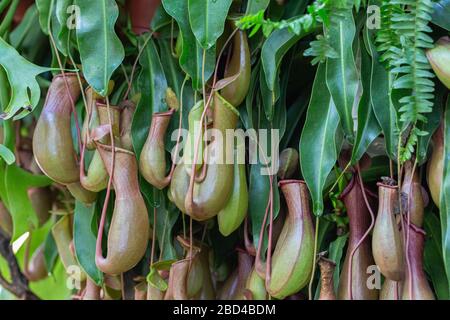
[158,39,194,151]
[31,260,71,299]
[35,0,52,34]
[147,260,175,291]
[74,0,125,96]
[147,267,168,291]
[351,39,381,163]
[158,40,184,97]
[424,211,449,300]
[328,234,348,295]
[74,201,103,285]
[261,28,301,91]
[43,231,58,274]
[154,197,179,261]
[132,38,168,159]
[300,63,341,216]
[416,83,445,165]
[0,144,15,165]
[280,93,309,150]
[162,0,215,90]
[0,37,50,119]
[246,0,270,15]
[9,4,41,50]
[325,9,358,142]
[439,96,450,297]
[242,62,260,131]
[248,162,280,253]
[151,4,172,31]
[259,66,279,121]
[248,94,283,252]
[51,0,72,56]
[431,0,450,31]
[5,165,52,241]
[365,24,398,160]
[188,0,233,50]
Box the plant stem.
[308,216,320,300]
[0,229,40,300]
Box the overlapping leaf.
[162,0,215,91]
[300,63,340,216]
[188,0,233,49]
[325,9,358,142]
[0,38,49,119]
[75,0,124,96]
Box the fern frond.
[376,0,435,163]
[304,35,339,65]
[237,0,329,37]
[376,1,402,68]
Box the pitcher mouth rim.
[152,109,176,118]
[53,72,79,79]
[376,182,398,189]
[96,143,135,156]
[96,102,121,111]
[278,179,306,187]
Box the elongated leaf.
[249,162,280,252]
[74,201,103,285]
[365,25,398,160]
[329,234,348,295]
[154,197,179,261]
[75,0,124,96]
[280,94,308,150]
[325,9,358,142]
[0,144,15,165]
[431,0,450,31]
[0,37,49,119]
[424,211,449,300]
[188,0,233,49]
[248,93,283,252]
[242,62,261,130]
[439,96,450,297]
[158,39,195,152]
[300,63,340,216]
[261,28,301,91]
[246,0,270,14]
[36,0,71,55]
[5,165,52,241]
[10,4,41,50]
[351,38,381,163]
[162,0,215,90]
[260,66,279,121]
[132,38,168,159]
[51,0,72,55]
[43,231,58,274]
[35,0,52,34]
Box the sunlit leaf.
[300,63,341,216]
[0,37,49,119]
[188,0,233,49]
[74,0,125,96]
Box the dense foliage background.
[0,0,449,300]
